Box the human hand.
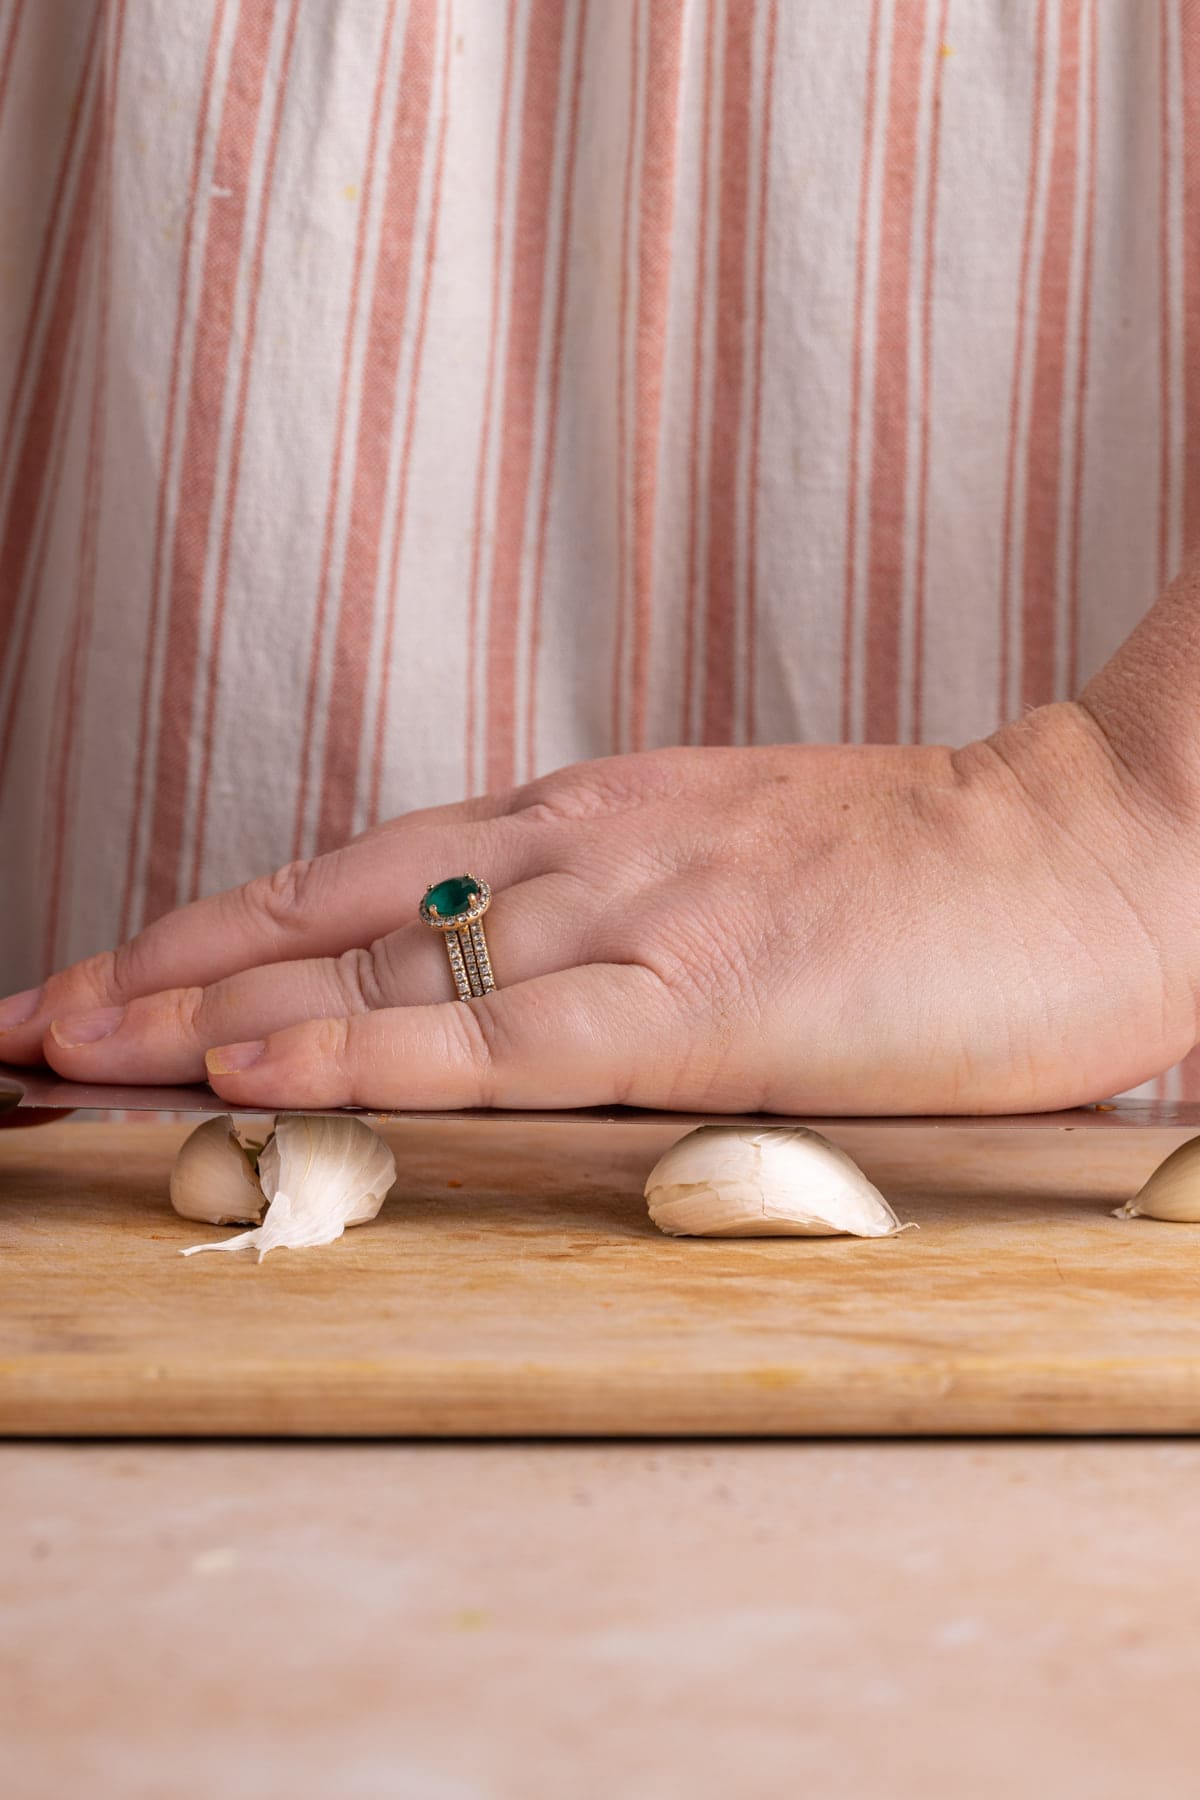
[1,701,1195,1114]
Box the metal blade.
[4,1061,1200,1129]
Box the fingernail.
[206,1040,267,1076]
[0,986,43,1032]
[50,1006,125,1048]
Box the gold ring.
[419,875,496,1000]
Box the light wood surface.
[4,1440,1198,1799]
[3,1115,1199,1435]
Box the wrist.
[1074,560,1200,833]
[958,699,1200,1039]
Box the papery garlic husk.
[644,1124,909,1238]
[1113,1134,1200,1222]
[169,1115,267,1225]
[181,1113,397,1260]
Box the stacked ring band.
[419,875,496,1001]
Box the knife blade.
[4,1061,1200,1129]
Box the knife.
[3,1062,1200,1129]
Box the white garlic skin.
[1113,1135,1200,1223]
[183,1112,397,1259]
[644,1124,906,1239]
[169,1116,266,1225]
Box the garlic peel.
[1112,1134,1200,1223]
[178,1113,397,1259]
[169,1116,266,1225]
[644,1125,909,1239]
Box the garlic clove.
[169,1115,267,1225]
[644,1124,909,1238]
[1113,1134,1200,1223]
[182,1112,396,1260]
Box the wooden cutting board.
[3,1115,1200,1435]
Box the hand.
[1,702,1195,1114]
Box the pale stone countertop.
[3,1439,1195,1799]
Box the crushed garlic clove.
[178,1112,397,1260]
[169,1115,266,1225]
[644,1124,910,1239]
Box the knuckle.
[447,997,499,1105]
[85,946,127,1004]
[333,944,388,1014]
[635,908,747,1004]
[172,985,208,1036]
[514,759,643,827]
[248,859,320,939]
[309,1014,353,1066]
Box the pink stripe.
[909,0,950,743]
[628,0,686,752]
[742,0,777,748]
[1159,0,1174,593]
[463,0,518,797]
[523,3,589,783]
[0,1,101,508]
[1066,0,1097,695]
[0,310,86,794]
[482,0,569,795]
[290,0,400,860]
[367,0,455,822]
[314,0,439,852]
[1020,0,1085,714]
[1183,0,1200,553]
[700,0,754,746]
[118,0,230,940]
[0,0,27,130]
[141,0,278,926]
[680,0,716,743]
[188,0,302,902]
[997,0,1050,719]
[43,0,129,971]
[862,0,928,745]
[610,0,640,757]
[839,0,886,742]
[1177,0,1200,1104]
[0,21,102,677]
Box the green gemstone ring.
[419,874,496,1000]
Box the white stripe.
[295,0,411,855]
[847,0,896,743]
[122,0,240,925]
[513,0,583,783]
[468,0,533,794]
[178,0,296,901]
[361,0,450,832]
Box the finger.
[202,962,672,1111]
[0,798,544,1065]
[42,873,605,1085]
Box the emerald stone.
[423,875,477,919]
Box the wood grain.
[2,1116,1199,1435]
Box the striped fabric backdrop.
[2,0,1199,1099]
